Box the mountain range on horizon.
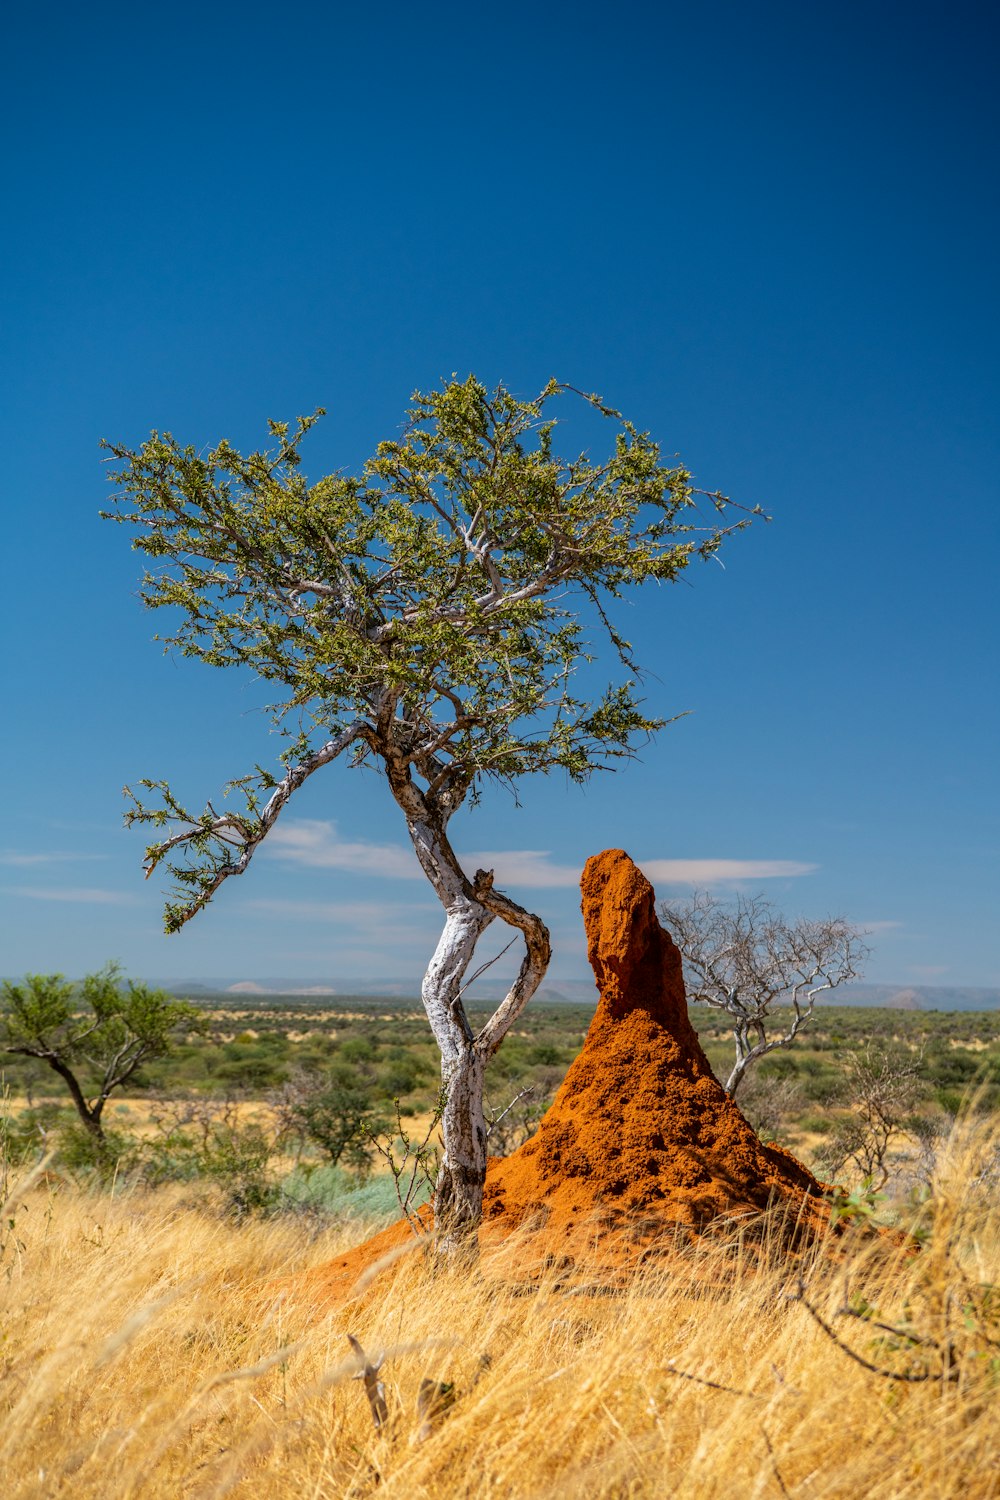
[150,977,1000,1012]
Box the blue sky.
[1,1,997,989]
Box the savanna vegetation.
[3,975,1000,1496]
[1,1102,998,1498]
[4,987,1000,1216]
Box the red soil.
[298,850,830,1305]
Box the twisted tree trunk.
[377,724,551,1252]
[394,802,549,1252]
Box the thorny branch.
[789,1279,960,1383]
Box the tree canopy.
[104,378,760,932]
[1,964,201,1142]
[105,376,759,1242]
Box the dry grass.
[1,1119,998,1499]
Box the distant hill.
[154,977,1000,1011]
[836,984,1000,1011]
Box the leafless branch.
[659,891,868,1095]
[788,1280,958,1383]
[347,1334,389,1429]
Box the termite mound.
[481,848,828,1253]
[299,851,830,1304]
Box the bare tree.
[818,1035,927,1191]
[659,891,868,1096]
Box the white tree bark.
[402,808,550,1252]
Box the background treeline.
[5,996,996,1113]
[3,991,999,1226]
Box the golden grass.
[1,1119,998,1499]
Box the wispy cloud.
[0,850,109,867]
[243,896,434,926]
[0,885,141,906]
[464,850,582,888]
[266,823,586,886]
[240,898,439,960]
[265,821,418,879]
[641,859,817,885]
[859,920,903,935]
[264,820,816,890]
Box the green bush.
[757,1055,800,1081]
[200,1123,278,1218]
[286,1082,389,1172]
[278,1164,417,1223]
[341,1036,378,1063]
[0,1101,66,1165]
[800,1071,843,1104]
[379,1059,425,1096]
[529,1044,563,1067]
[214,1050,288,1088]
[57,1120,138,1179]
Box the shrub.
[278,1164,412,1224]
[57,1119,138,1180]
[200,1123,278,1219]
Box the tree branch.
[473,874,552,1059]
[132,719,369,929]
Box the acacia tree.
[104,377,757,1247]
[0,964,200,1149]
[659,891,868,1096]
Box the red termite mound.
[481,849,827,1247]
[296,850,829,1304]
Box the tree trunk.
[418,891,492,1251]
[434,1044,488,1253]
[391,779,550,1257]
[47,1055,107,1142]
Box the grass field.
[2,1111,998,1499]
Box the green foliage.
[0,964,203,1141]
[0,1100,60,1166]
[56,1119,137,1180]
[0,965,201,1077]
[214,1038,290,1089]
[103,378,760,930]
[200,1123,278,1219]
[829,1177,886,1226]
[284,1081,390,1173]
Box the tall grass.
[1,1116,997,1499]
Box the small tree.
[820,1035,927,1192]
[104,377,758,1248]
[275,1074,390,1174]
[659,891,868,1096]
[0,964,201,1150]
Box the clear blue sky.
[2,1,997,989]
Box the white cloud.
[0,850,109,867]
[640,859,817,885]
[263,820,816,890]
[0,885,141,905]
[464,850,583,888]
[859,920,903,935]
[265,820,419,879]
